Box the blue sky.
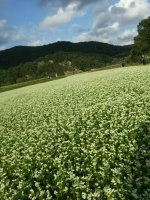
[0,0,150,50]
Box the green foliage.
[131,16,150,60]
[0,42,132,86]
[0,65,150,199]
[0,60,65,86]
[0,42,132,69]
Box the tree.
[131,16,150,59]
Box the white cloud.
[38,0,99,9]
[120,29,137,39]
[74,26,137,46]
[0,19,50,49]
[92,0,110,29]
[39,2,81,29]
[1,0,150,49]
[0,20,14,45]
[74,22,120,44]
[0,20,28,48]
[27,39,48,46]
[0,19,7,27]
[74,0,150,45]
[110,0,150,23]
[117,28,138,45]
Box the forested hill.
[0,41,132,69]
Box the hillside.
[0,41,132,86]
[0,65,150,199]
[0,41,132,69]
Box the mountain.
[0,41,132,87]
[0,41,132,69]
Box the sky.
[0,0,150,50]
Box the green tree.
[132,16,150,59]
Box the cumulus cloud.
[74,0,150,45]
[38,0,150,45]
[39,2,80,29]
[92,1,111,29]
[0,18,53,50]
[0,19,6,27]
[39,0,74,7]
[117,28,137,45]
[0,19,27,49]
[39,0,101,30]
[74,26,137,45]
[0,19,14,46]
[110,0,150,24]
[38,0,101,30]
[74,22,120,44]
[93,0,150,30]
[38,0,99,9]
[1,0,150,49]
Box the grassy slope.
[0,75,65,93]
[0,65,150,199]
[0,64,121,93]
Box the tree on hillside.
[131,16,150,60]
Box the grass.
[0,75,65,93]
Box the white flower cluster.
[0,65,150,199]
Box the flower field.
[0,65,150,199]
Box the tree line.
[131,16,150,63]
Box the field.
[0,65,150,199]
